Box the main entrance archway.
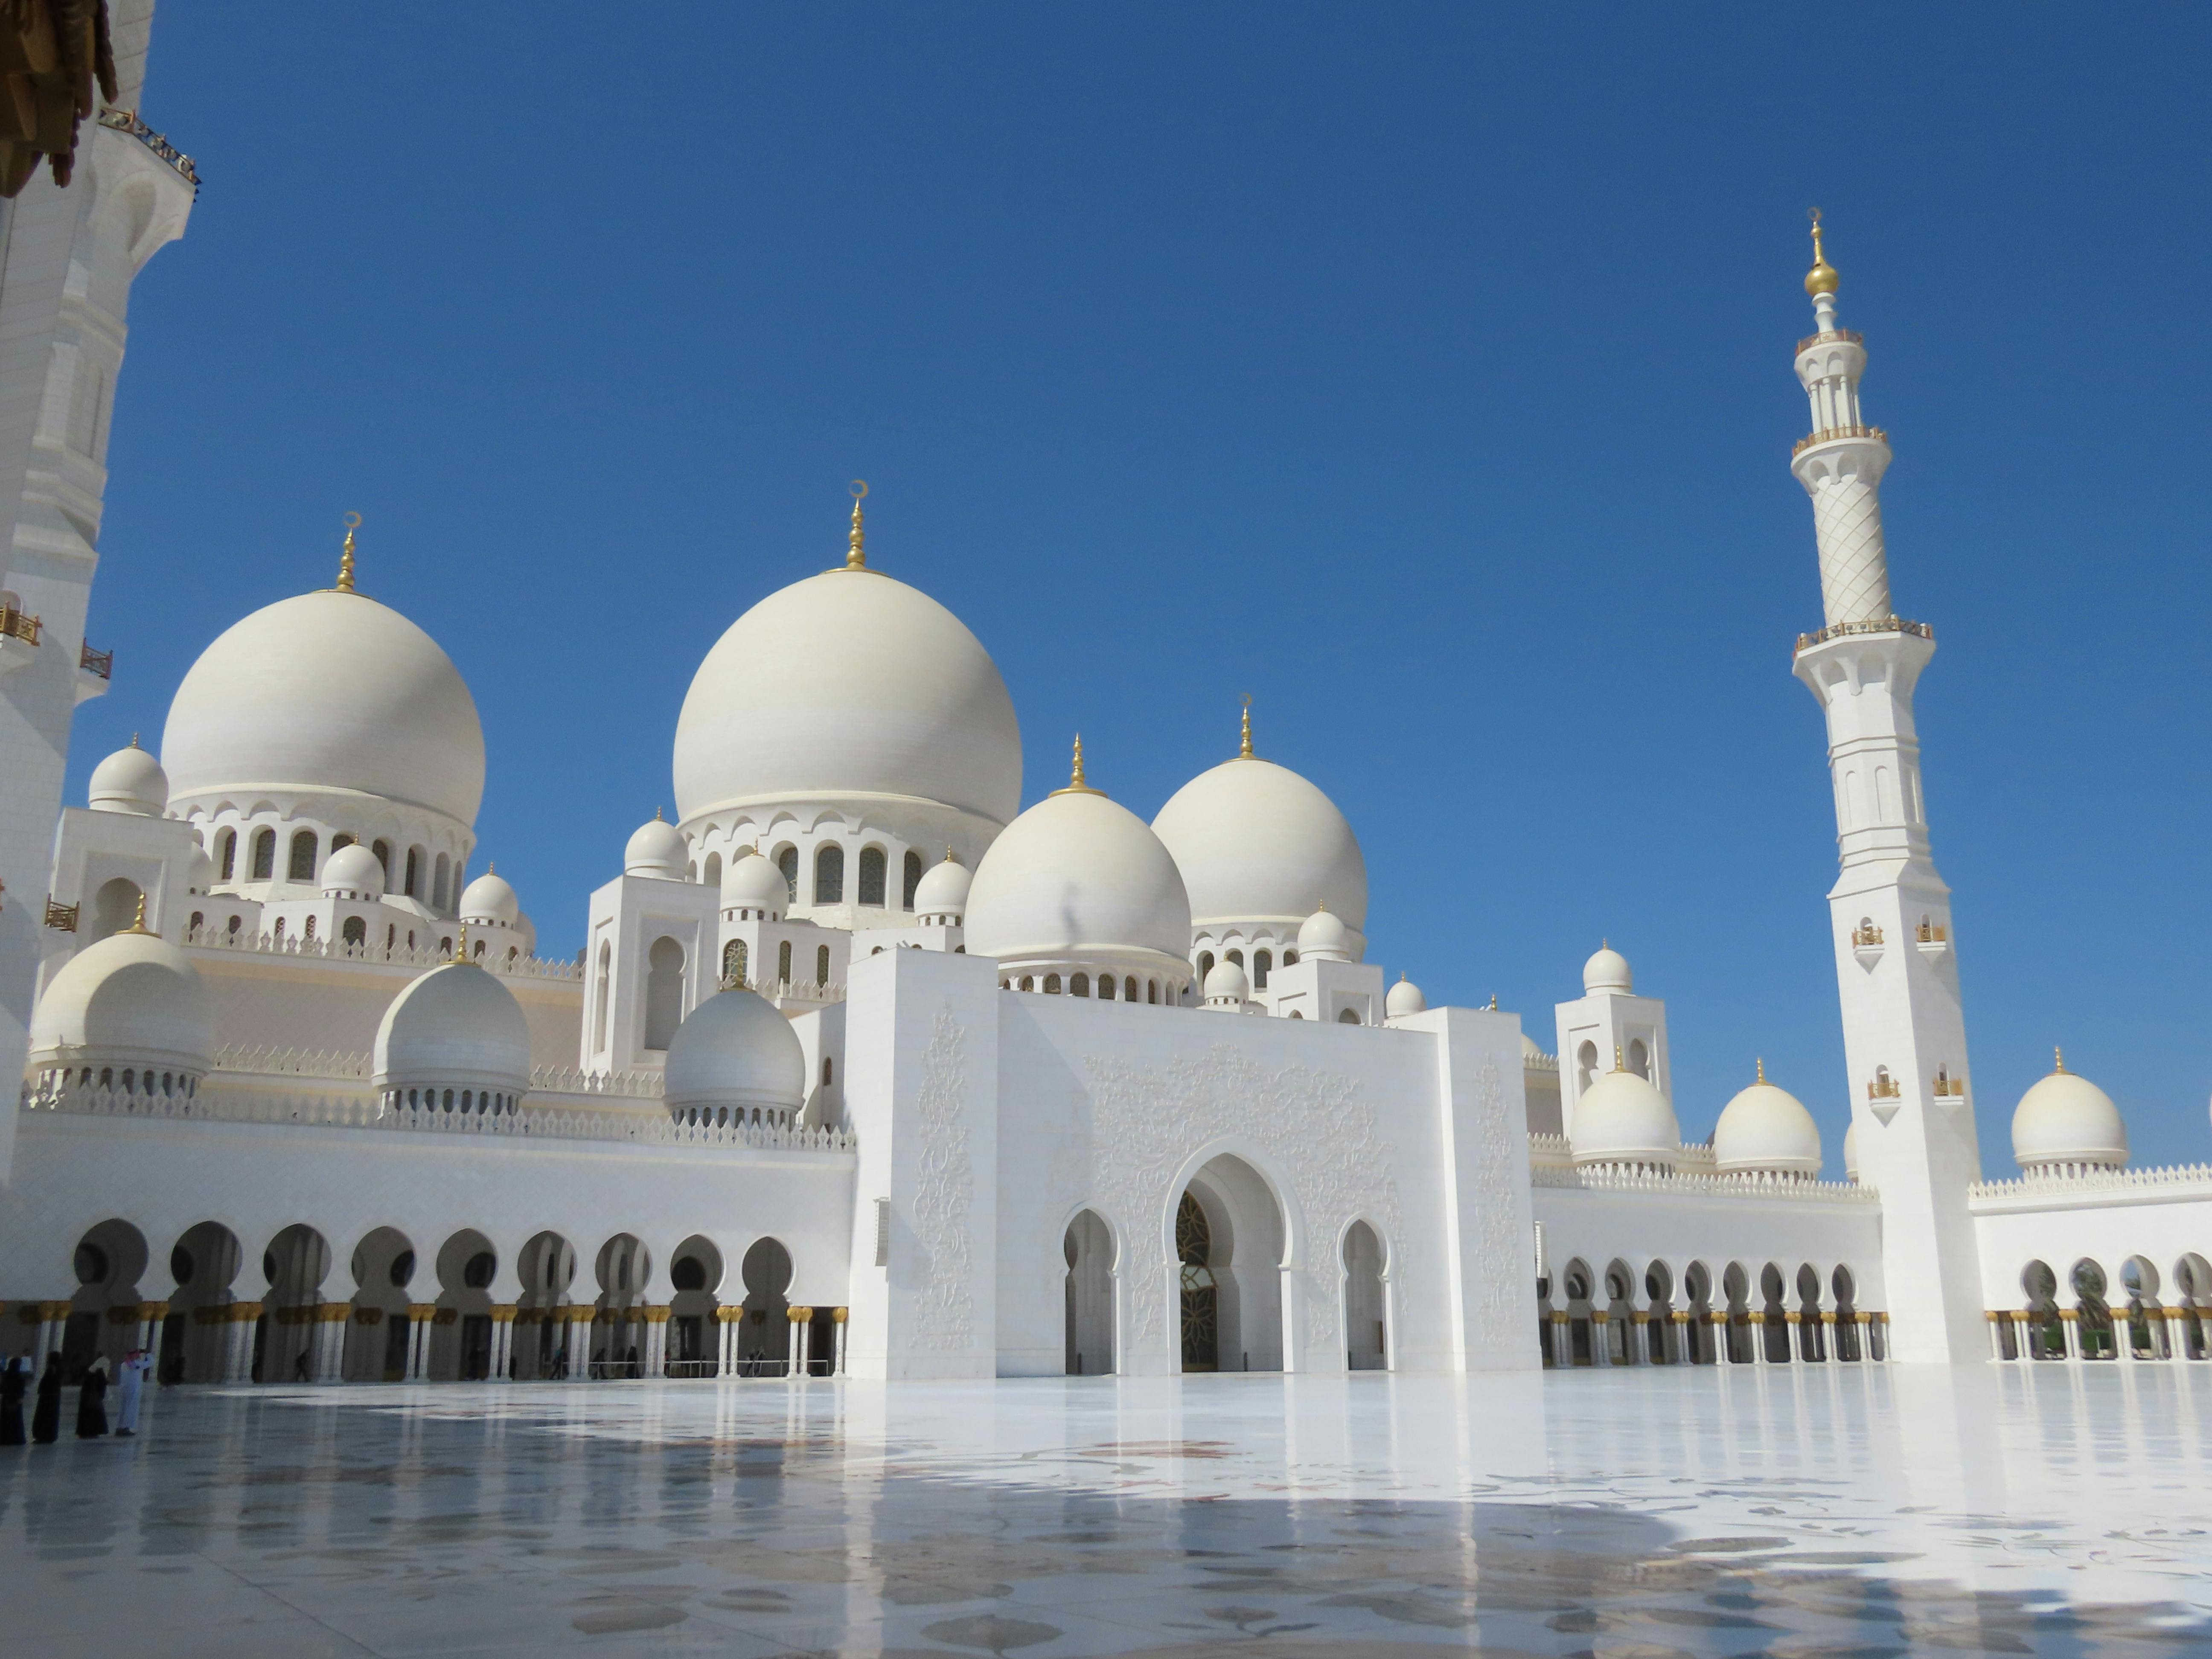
[1176,1153,1286,1374]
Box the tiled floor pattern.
[2,1363,2208,1656]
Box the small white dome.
[1521,1033,1546,1062]
[29,927,213,1080]
[664,986,806,1117]
[321,842,387,898]
[1152,751,1368,932]
[1843,1120,1860,1183]
[1583,944,1632,995]
[373,959,532,1096]
[187,847,216,894]
[2012,1053,2127,1170]
[913,851,972,919]
[625,815,688,880]
[1202,958,1250,1004]
[721,850,787,915]
[1571,1062,1679,1168]
[1295,907,1351,962]
[1385,975,1426,1018]
[89,742,168,815]
[162,588,485,827]
[966,778,1192,978]
[1712,1064,1823,1177]
[458,869,518,923]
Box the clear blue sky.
[71,6,2212,1171]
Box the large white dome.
[162,589,485,827]
[1712,1065,1823,1178]
[1570,1064,1679,1169]
[373,959,531,1097]
[2012,1053,2128,1170]
[1151,753,1367,931]
[673,568,1021,828]
[664,987,806,1120]
[29,928,213,1081]
[966,781,1192,975]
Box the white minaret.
[0,1,194,1182]
[1789,215,1985,1362]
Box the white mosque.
[1,64,2208,1389]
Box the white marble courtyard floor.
[1,1364,2209,1657]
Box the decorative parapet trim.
[1532,1159,1877,1205]
[1528,1132,1573,1169]
[1970,1162,2212,1203]
[1524,1050,1559,1073]
[213,1045,370,1080]
[527,1064,665,1099]
[20,1080,853,1154]
[185,923,584,981]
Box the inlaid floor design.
[2,1364,2208,1656]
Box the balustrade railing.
[1792,422,1888,457]
[96,107,198,189]
[0,605,38,645]
[186,921,583,981]
[1795,616,1935,652]
[79,640,111,679]
[1795,327,1864,353]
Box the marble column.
[490,1306,515,1381]
[35,1299,66,1364]
[135,1300,166,1359]
[2115,1307,2137,1365]
[832,1307,849,1374]
[789,1307,812,1378]
[717,1307,738,1376]
[1591,1311,1610,1365]
[1749,1313,1769,1365]
[1549,1311,1571,1368]
[2061,1308,2082,1361]
[407,1304,434,1380]
[643,1306,668,1377]
[229,1303,264,1382]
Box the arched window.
[250,828,276,880]
[593,943,611,1052]
[644,937,685,1049]
[342,917,366,947]
[1338,1007,1360,1024]
[776,846,798,902]
[1071,972,1089,997]
[814,844,844,905]
[1282,949,1298,966]
[332,832,355,852]
[404,847,421,897]
[189,911,204,934]
[372,840,392,882]
[1125,977,1138,1001]
[703,851,722,891]
[902,850,923,910]
[821,1057,833,1087]
[1196,950,1215,982]
[288,830,317,882]
[1226,949,1244,969]
[439,936,452,955]
[1098,975,1115,1000]
[1147,980,1158,1004]
[217,829,236,880]
[1628,1037,1650,1080]
[1020,975,1034,992]
[1044,974,1062,994]
[272,917,286,940]
[302,915,317,940]
[723,938,747,985]
[226,915,242,938]
[433,853,450,910]
[1253,949,1272,990]
[777,940,793,984]
[857,847,886,907]
[815,943,830,986]
[386,923,396,951]
[472,937,486,958]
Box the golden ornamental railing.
[43,899,76,931]
[96,108,199,190]
[1932,1066,1965,1099]
[1867,1070,1902,1101]
[1796,616,1934,651]
[1793,422,1888,457]
[1796,328,1863,353]
[0,605,39,646]
[1916,920,1949,944]
[79,640,111,679]
[1851,923,1884,947]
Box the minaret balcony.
[1796,327,1864,353]
[1850,921,1884,971]
[1914,918,1952,963]
[1866,1066,1903,1126]
[73,637,111,704]
[1792,422,1887,457]
[0,603,39,674]
[1794,616,1933,653]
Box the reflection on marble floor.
[1,1366,2209,1657]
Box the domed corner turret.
[2011,1048,2128,1174]
[88,739,169,816]
[1842,1119,1860,1185]
[624,812,689,881]
[186,845,217,896]
[321,842,387,900]
[29,923,213,1095]
[966,743,1194,999]
[1569,1049,1679,1173]
[912,848,972,925]
[1582,943,1632,995]
[1201,957,1251,1012]
[1712,1060,1823,1180]
[457,868,519,925]
[720,850,787,920]
[373,956,531,1117]
[663,985,806,1127]
[1384,973,1426,1021]
[1294,906,1352,963]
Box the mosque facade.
[1,37,2209,1383]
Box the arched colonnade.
[1535,1253,1888,1368]
[1993,1253,2212,1363]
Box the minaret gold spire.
[335,512,361,593]
[125,893,150,934]
[844,480,868,570]
[1239,695,1254,758]
[1051,733,1100,796]
[1805,207,1839,297]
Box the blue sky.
[72,6,2212,1171]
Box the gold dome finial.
[128,732,139,748]
[1488,992,1499,1011]
[335,512,362,593]
[1051,733,1101,796]
[125,893,150,935]
[2053,1045,2066,1074]
[1239,694,1254,759]
[1805,208,1839,298]
[453,924,471,964]
[845,480,868,570]
[1613,1042,1627,1073]
[943,844,956,863]
[1756,1056,1767,1084]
